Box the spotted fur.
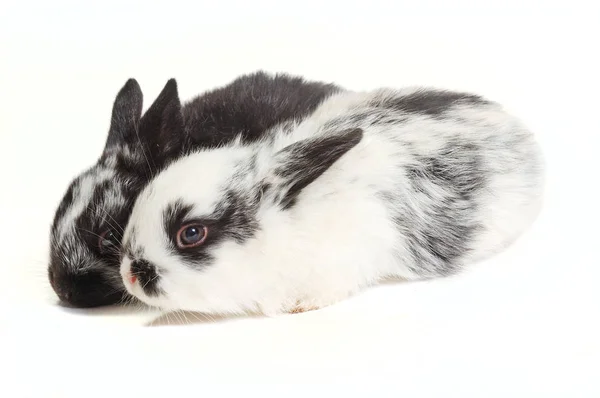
[120,87,545,316]
[48,72,341,307]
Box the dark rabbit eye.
[176,224,208,248]
[98,230,119,254]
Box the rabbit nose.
[121,256,136,284]
[123,267,136,285]
[129,259,149,284]
[129,259,161,296]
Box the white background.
[1,0,599,396]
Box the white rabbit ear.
[137,79,185,164]
[270,128,363,209]
[104,78,144,150]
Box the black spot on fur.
[275,128,364,210]
[374,90,489,117]
[130,259,161,297]
[215,190,260,243]
[162,195,259,267]
[183,71,341,148]
[398,142,486,275]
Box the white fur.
[56,167,116,241]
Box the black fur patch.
[396,142,486,275]
[374,90,489,117]
[162,193,259,267]
[275,128,364,210]
[130,259,161,297]
[183,71,341,148]
[215,190,260,243]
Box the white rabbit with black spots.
[120,87,545,316]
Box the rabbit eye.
[98,229,119,254]
[176,224,208,248]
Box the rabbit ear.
[270,128,363,209]
[104,79,144,150]
[137,79,185,164]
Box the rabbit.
[119,86,545,316]
[48,71,342,307]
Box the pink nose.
[129,274,137,284]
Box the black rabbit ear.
[270,128,363,210]
[138,79,185,164]
[104,79,144,150]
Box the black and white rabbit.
[119,87,545,316]
[48,72,341,307]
